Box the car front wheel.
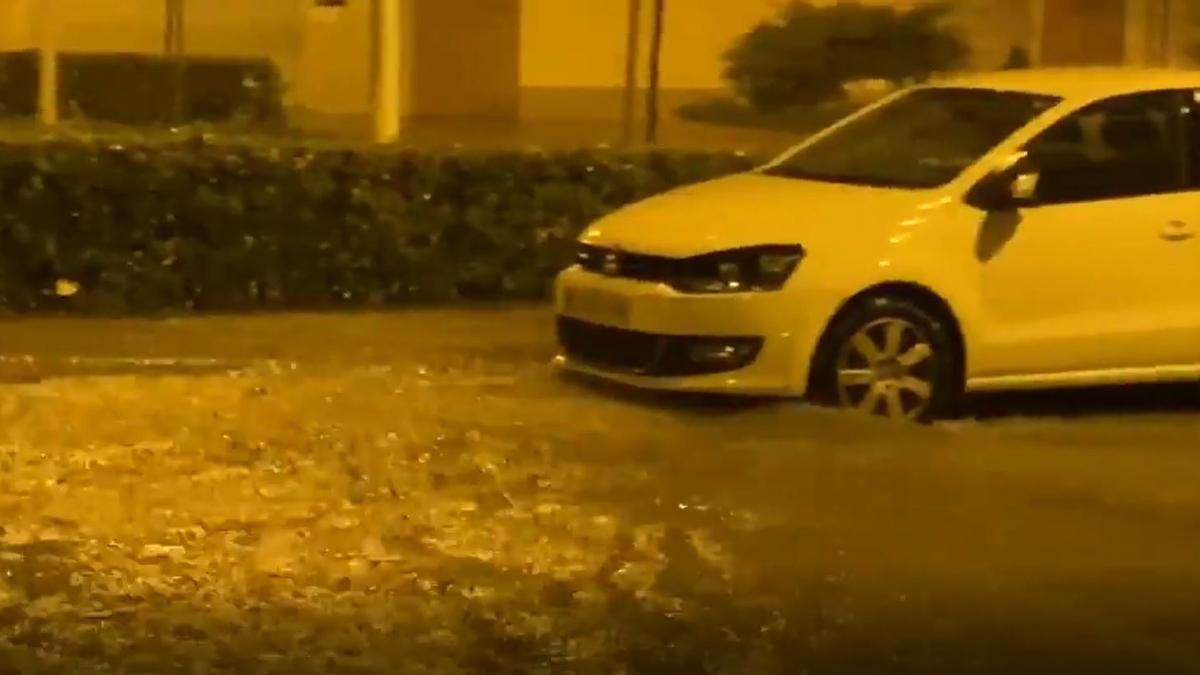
[814,297,960,422]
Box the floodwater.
[1,309,1199,672]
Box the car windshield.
[763,88,1062,189]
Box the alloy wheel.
[835,317,936,420]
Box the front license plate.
[562,287,631,327]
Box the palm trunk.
[165,0,186,124]
[621,0,643,146]
[645,0,664,144]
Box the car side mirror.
[965,161,1040,212]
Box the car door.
[975,90,1200,377]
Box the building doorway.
[1041,0,1127,65]
[411,0,520,118]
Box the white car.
[555,68,1200,421]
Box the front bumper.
[557,316,764,376]
[553,266,821,396]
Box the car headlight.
[669,245,805,294]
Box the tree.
[621,0,643,145]
[645,0,665,144]
[722,1,967,112]
[165,0,185,123]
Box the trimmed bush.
[59,53,285,128]
[0,139,755,315]
[0,50,38,119]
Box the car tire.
[811,295,961,422]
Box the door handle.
[1161,221,1196,242]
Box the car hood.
[580,173,941,257]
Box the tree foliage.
[723,1,968,111]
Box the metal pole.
[621,0,642,146]
[645,0,664,144]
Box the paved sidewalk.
[0,307,555,380]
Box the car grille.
[556,317,763,377]
[557,317,663,372]
[577,245,676,283]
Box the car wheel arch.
[806,281,967,396]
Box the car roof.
[928,67,1200,103]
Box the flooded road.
[1,309,1198,672]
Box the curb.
[0,355,296,382]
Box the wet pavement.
[0,308,1199,673]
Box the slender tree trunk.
[165,0,186,124]
[163,0,175,54]
[1162,0,1172,67]
[621,0,642,146]
[645,0,664,144]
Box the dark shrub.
[58,53,285,128]
[723,1,967,111]
[0,139,755,315]
[0,50,38,118]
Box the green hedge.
[0,140,755,314]
[0,50,38,119]
[59,53,285,128]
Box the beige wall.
[0,0,34,50]
[520,0,787,91]
[518,0,789,121]
[293,1,373,119]
[183,0,304,68]
[52,0,164,52]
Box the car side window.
[1022,91,1187,206]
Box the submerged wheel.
[814,296,961,422]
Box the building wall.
[7,0,1200,139]
[182,0,305,71]
[412,0,520,118]
[1039,0,1126,65]
[293,1,373,122]
[516,0,1040,123]
[0,0,34,50]
[952,0,1036,69]
[518,0,788,121]
[1028,0,1200,68]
